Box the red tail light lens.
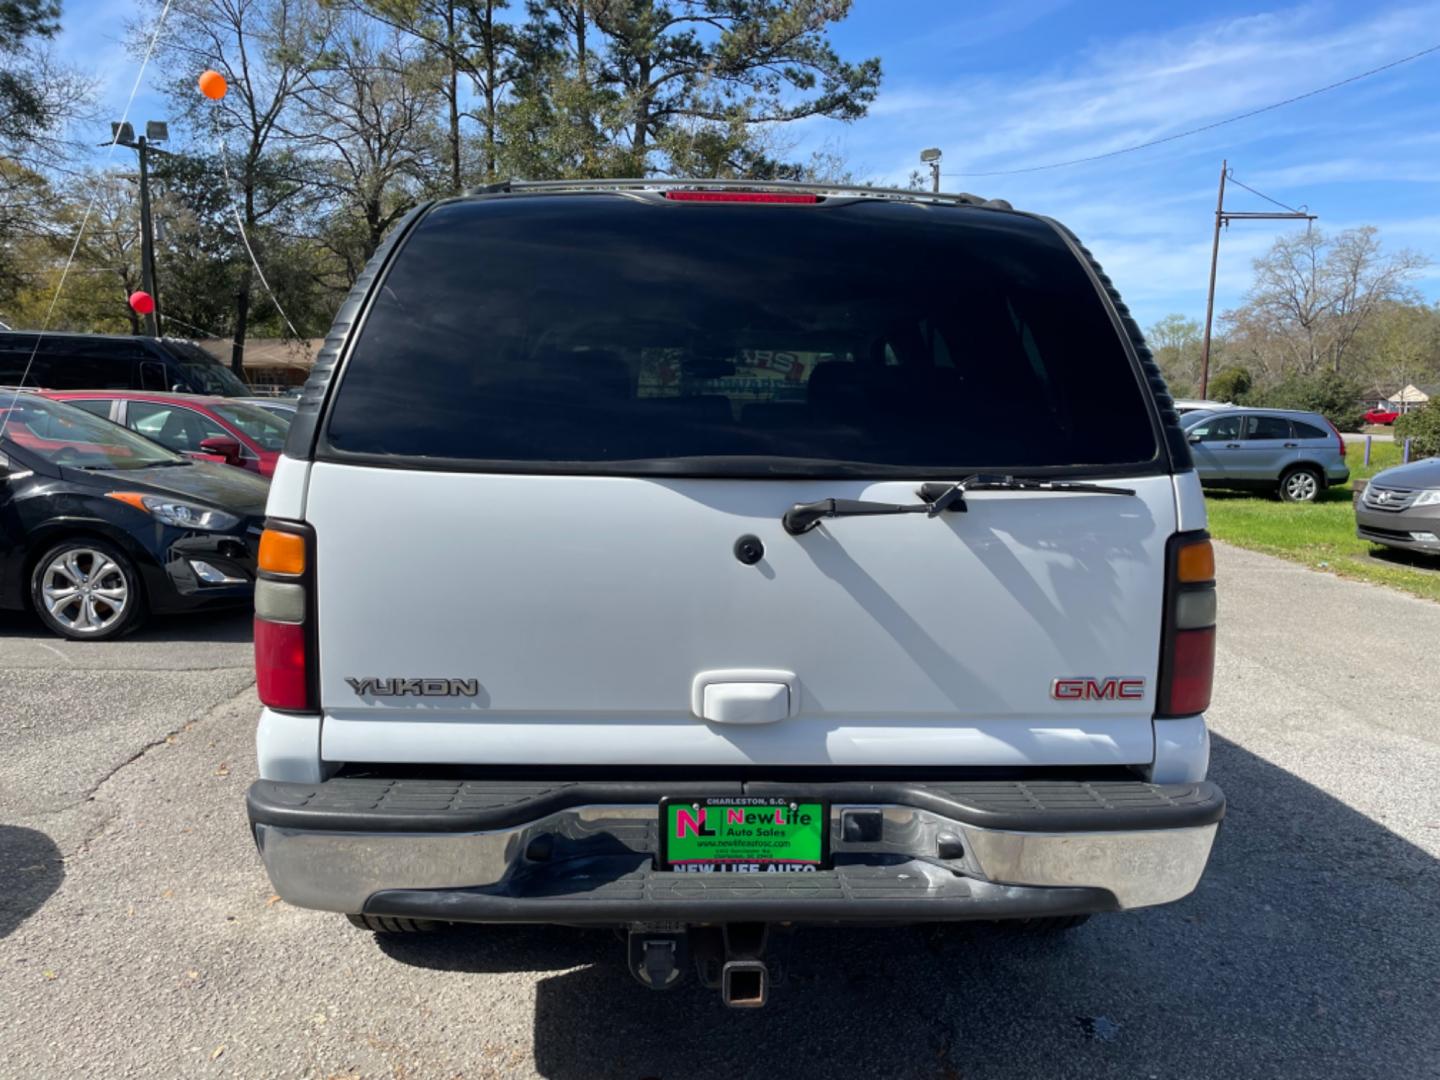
[663,191,819,204]
[254,522,315,711]
[1165,627,1216,715]
[1324,417,1346,458]
[255,617,310,710]
[1158,532,1216,717]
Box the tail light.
[254,522,315,711]
[1156,532,1216,717]
[1323,417,1347,458]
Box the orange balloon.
[198,70,228,100]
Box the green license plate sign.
[659,798,828,872]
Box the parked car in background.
[1355,457,1440,556]
[38,391,289,477]
[1172,398,1232,415]
[1363,406,1399,426]
[237,396,298,421]
[0,394,266,640]
[1182,407,1348,502]
[0,332,252,397]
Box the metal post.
[1198,160,1227,400]
[1197,162,1315,400]
[1364,436,1372,467]
[931,160,940,194]
[1404,437,1413,464]
[136,136,159,337]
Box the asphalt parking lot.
[2,543,1438,1079]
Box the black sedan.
[0,394,267,640]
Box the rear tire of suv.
[1279,466,1322,503]
[345,913,444,934]
[29,538,147,641]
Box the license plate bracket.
[657,797,829,872]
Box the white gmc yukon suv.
[246,180,1223,1007]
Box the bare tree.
[292,19,443,279]
[1227,227,1429,379]
[351,0,518,189]
[1352,299,1440,396]
[142,0,336,372]
[1146,314,1203,395]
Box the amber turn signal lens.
[258,529,305,575]
[105,491,149,512]
[1175,539,1214,583]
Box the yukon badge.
[347,677,481,698]
[1051,677,1145,701]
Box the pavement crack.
[70,681,257,853]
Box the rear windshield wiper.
[783,475,1136,535]
[917,476,1138,501]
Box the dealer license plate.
[658,797,829,872]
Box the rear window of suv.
[324,196,1159,476]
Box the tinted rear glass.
[325,197,1158,475]
[1293,420,1329,440]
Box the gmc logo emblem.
[1051,677,1145,701]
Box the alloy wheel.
[1285,471,1319,502]
[38,548,130,635]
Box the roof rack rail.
[464,177,1013,211]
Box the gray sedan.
[1182,408,1350,502]
[1356,456,1440,555]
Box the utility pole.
[107,121,169,337]
[920,147,942,193]
[1198,159,1315,397]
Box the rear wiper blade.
[917,476,1138,501]
[784,475,1138,536]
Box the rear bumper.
[248,777,1224,923]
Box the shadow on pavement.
[1366,546,1440,574]
[126,608,253,644]
[0,607,253,644]
[0,826,63,940]
[377,735,1440,1079]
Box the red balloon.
[129,290,155,315]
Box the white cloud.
[806,1,1440,323]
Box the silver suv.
[1182,408,1349,502]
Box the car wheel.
[1280,467,1322,503]
[29,539,146,641]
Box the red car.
[1364,406,1399,425]
[38,391,289,477]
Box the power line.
[946,42,1440,178]
[1225,173,1307,215]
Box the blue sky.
[55,0,1440,329]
